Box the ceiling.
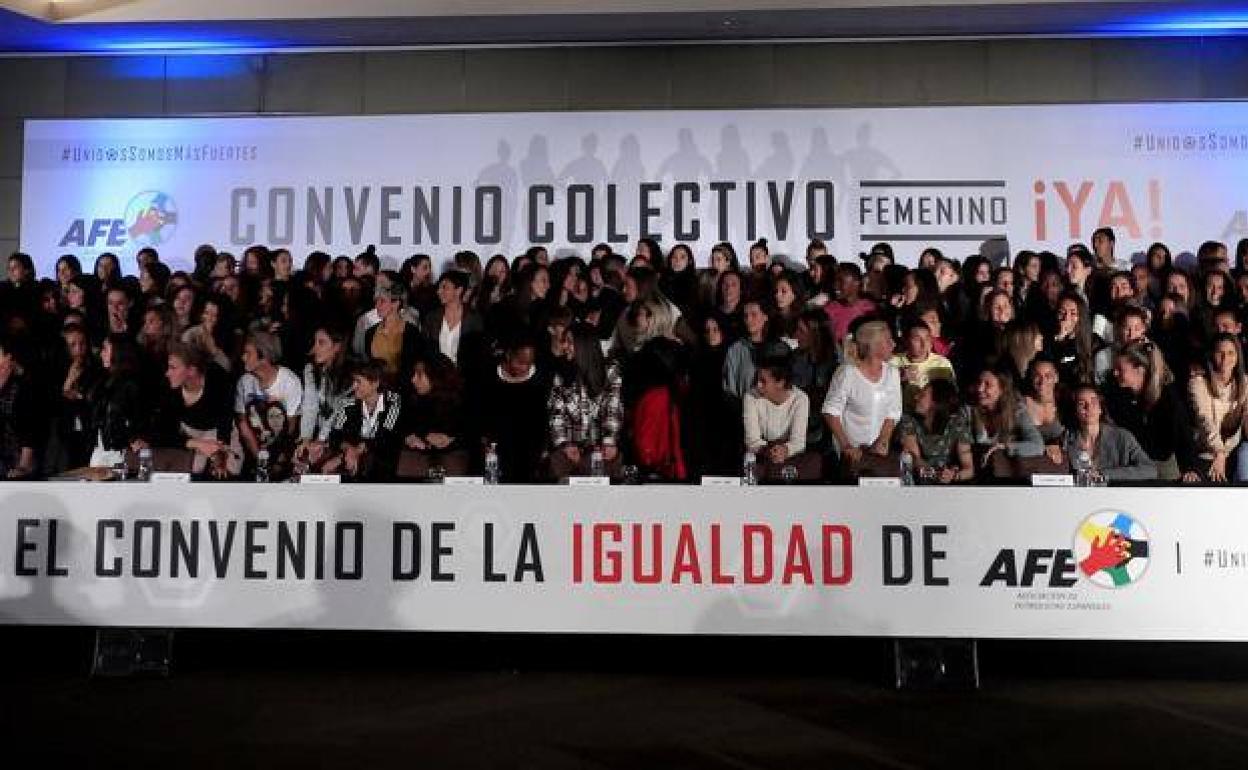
[2,0,1247,52]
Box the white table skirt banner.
[0,483,1243,640]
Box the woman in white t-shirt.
[233,331,303,477]
[822,320,902,476]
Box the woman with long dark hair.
[688,313,737,477]
[1061,384,1156,482]
[661,244,699,315]
[897,378,974,483]
[965,368,1044,474]
[1188,333,1248,483]
[400,253,438,318]
[182,294,239,373]
[1045,291,1096,387]
[744,355,821,481]
[546,326,623,480]
[722,299,788,402]
[93,252,122,289]
[43,324,101,475]
[634,237,666,271]
[298,324,351,459]
[489,262,551,339]
[88,334,147,469]
[772,270,807,342]
[791,309,838,451]
[398,352,470,479]
[1105,341,1194,482]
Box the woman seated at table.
[398,353,470,479]
[323,360,404,481]
[1104,341,1196,482]
[296,324,352,470]
[546,326,624,481]
[1187,333,1248,483]
[150,342,236,478]
[822,320,902,478]
[1061,383,1157,482]
[897,379,974,484]
[1022,355,1065,447]
[964,368,1045,476]
[743,356,821,481]
[88,334,148,470]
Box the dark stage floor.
[4,630,1248,769]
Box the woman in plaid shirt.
[547,326,624,481]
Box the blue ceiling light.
[1094,9,1248,36]
[97,39,262,52]
[88,24,278,53]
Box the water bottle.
[137,447,153,482]
[742,451,758,486]
[899,451,915,486]
[590,448,605,478]
[484,443,500,484]
[1073,450,1092,487]
[255,449,270,484]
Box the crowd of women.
[1,227,1246,485]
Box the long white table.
[0,483,1240,641]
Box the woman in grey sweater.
[1062,384,1157,482]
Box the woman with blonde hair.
[611,295,679,356]
[822,319,902,476]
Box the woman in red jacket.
[625,332,688,481]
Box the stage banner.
[0,483,1245,640]
[18,102,1248,273]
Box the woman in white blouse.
[821,319,902,475]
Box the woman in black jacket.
[324,359,405,481]
[1104,341,1196,482]
[43,324,102,475]
[88,334,147,468]
[149,342,237,478]
[421,271,486,377]
[399,353,471,478]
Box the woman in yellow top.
[890,319,955,411]
[364,281,426,383]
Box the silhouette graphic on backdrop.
[716,125,751,180]
[476,140,520,254]
[610,134,646,246]
[559,134,610,243]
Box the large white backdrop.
[19,102,1248,272]
[0,483,1245,641]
